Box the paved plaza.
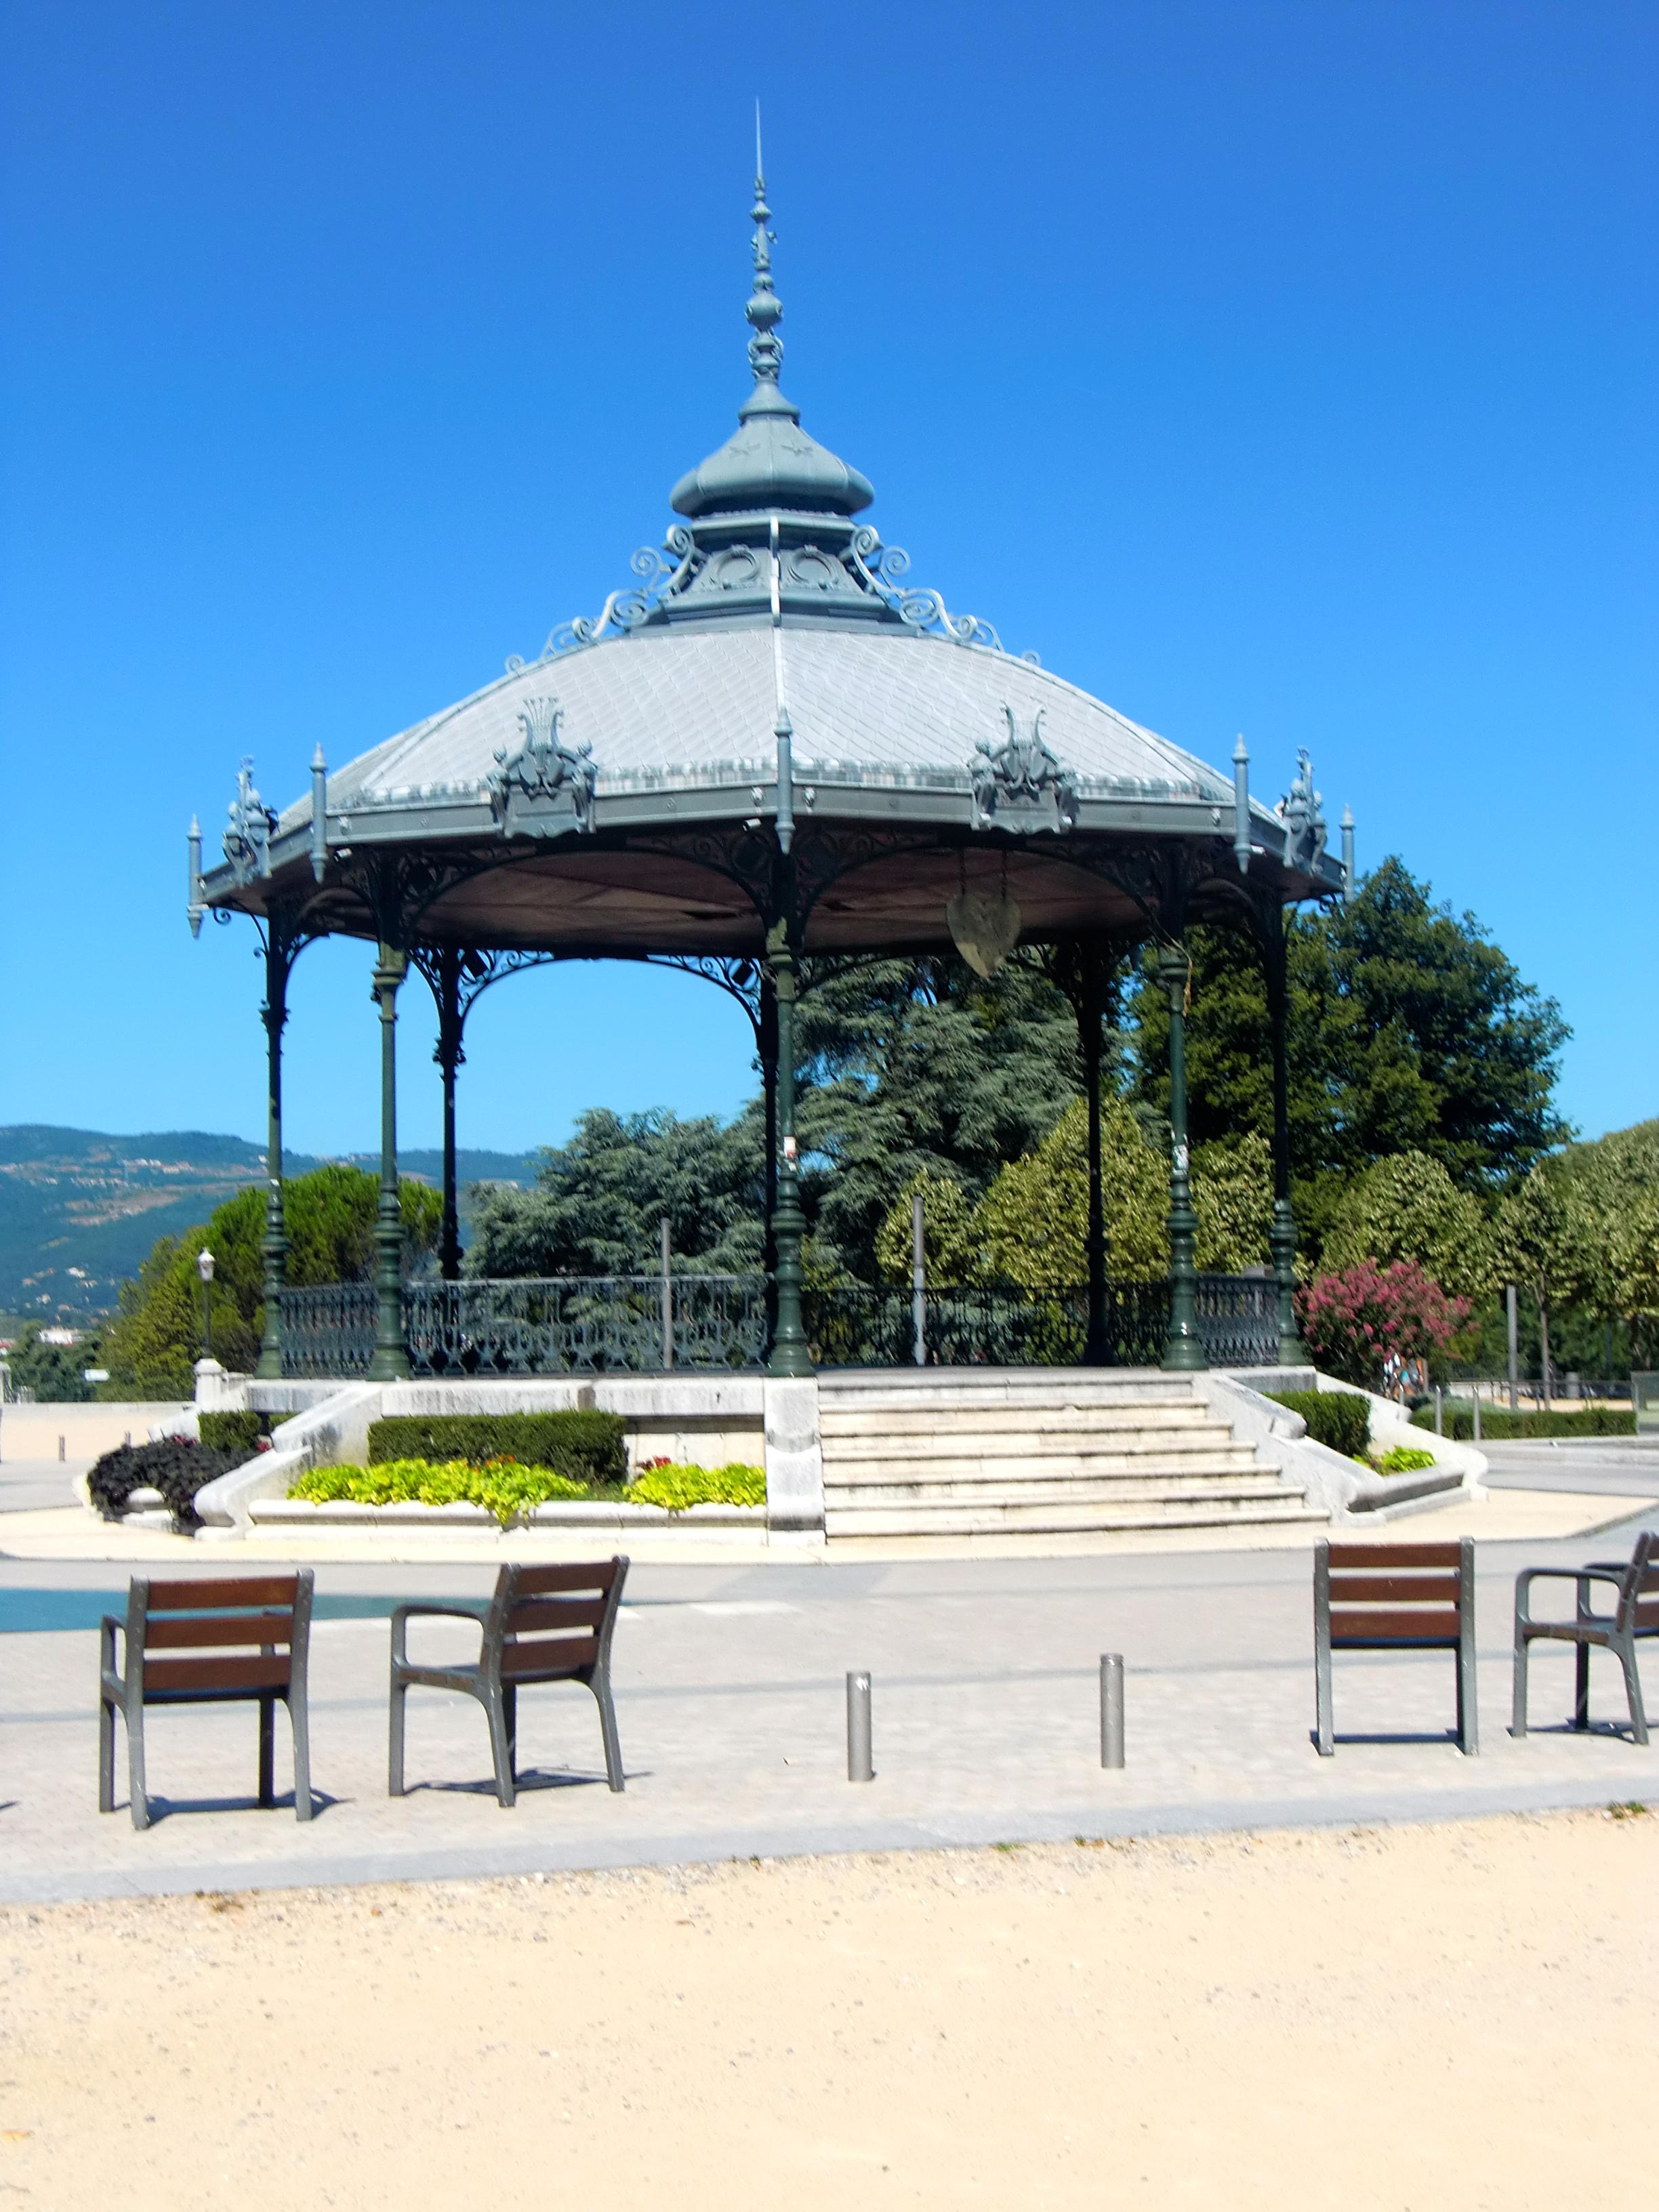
[1,1449,1654,1906]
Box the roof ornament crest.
[512,531,697,669]
[487,698,596,836]
[1276,749,1327,873]
[970,708,1078,834]
[223,758,275,884]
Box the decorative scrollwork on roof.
[846,529,1037,661]
[223,758,276,884]
[508,529,697,670]
[487,698,597,836]
[1276,750,1327,873]
[970,708,1078,835]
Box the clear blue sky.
[1,1,1654,1158]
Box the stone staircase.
[819,1369,1326,1541]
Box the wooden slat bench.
[388,1558,628,1808]
[99,1572,315,1830]
[1314,1539,1477,1757]
[1512,1529,1656,1745]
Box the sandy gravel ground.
[0,1808,1652,2209]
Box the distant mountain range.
[0,1126,543,1319]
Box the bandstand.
[188,164,1352,1388]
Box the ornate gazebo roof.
[193,161,1347,957]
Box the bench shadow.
[1309,1729,1462,1751]
[120,1788,341,1826]
[402,1766,634,1799]
[1509,1719,1645,1744]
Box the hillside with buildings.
[0,1126,539,1319]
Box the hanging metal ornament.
[946,854,1021,979]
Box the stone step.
[817,1378,1200,1412]
[825,1473,1298,1509]
[819,1404,1216,1439]
[823,1446,1263,1485]
[821,1425,1244,1463]
[825,1496,1324,1539]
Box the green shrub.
[1265,1389,1370,1460]
[199,1410,295,1455]
[366,1412,626,1488]
[1369,1444,1439,1475]
[628,1462,766,1511]
[1411,1404,1637,1442]
[293,1458,591,1527]
[87,1438,242,1526]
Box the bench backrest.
[491,1558,627,1680]
[1317,1540,1472,1647]
[130,1573,312,1698]
[1616,1531,1659,1635]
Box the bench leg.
[1511,1631,1530,1739]
[484,1684,516,1809]
[1456,1638,1479,1757]
[1618,1641,1650,1748]
[503,1683,517,1786]
[594,1673,624,1792]
[258,1695,275,1807]
[1574,1642,1591,1732]
[98,1693,117,1815]
[289,1687,314,1821]
[1314,1641,1334,1757]
[388,1677,407,1797]
[127,1696,150,1832]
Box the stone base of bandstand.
[167,1362,1488,1552]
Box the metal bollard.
[1433,1387,1443,1437]
[846,1671,874,1782]
[1471,1393,1481,1444]
[1100,1653,1125,1769]
[58,1434,66,1462]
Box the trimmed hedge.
[367,1411,627,1488]
[628,1462,766,1511]
[1412,1404,1637,1442]
[87,1438,243,1527]
[198,1410,293,1456]
[1265,1389,1370,1460]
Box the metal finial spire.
[745,109,783,386]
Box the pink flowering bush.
[1296,1260,1469,1393]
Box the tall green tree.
[1322,1150,1499,1303]
[102,1167,440,1396]
[466,1107,766,1277]
[1130,858,1570,1252]
[794,952,1092,1279]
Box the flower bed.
[291,1456,767,1528]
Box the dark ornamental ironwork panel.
[805,1282,1172,1369]
[1193,1273,1281,1367]
[278,1286,377,1378]
[405,1275,767,1376]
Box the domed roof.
[206,157,1347,947]
[292,619,1237,827]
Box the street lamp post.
[197,1248,216,1363]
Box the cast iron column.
[766,920,812,1377]
[371,943,410,1380]
[1158,943,1206,1372]
[1262,903,1308,1364]
[1078,942,1111,1367]
[432,947,465,1282]
[758,968,779,1334]
[255,932,291,1379]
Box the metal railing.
[277,1284,377,1378]
[274,1271,1283,1378]
[405,1273,769,1377]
